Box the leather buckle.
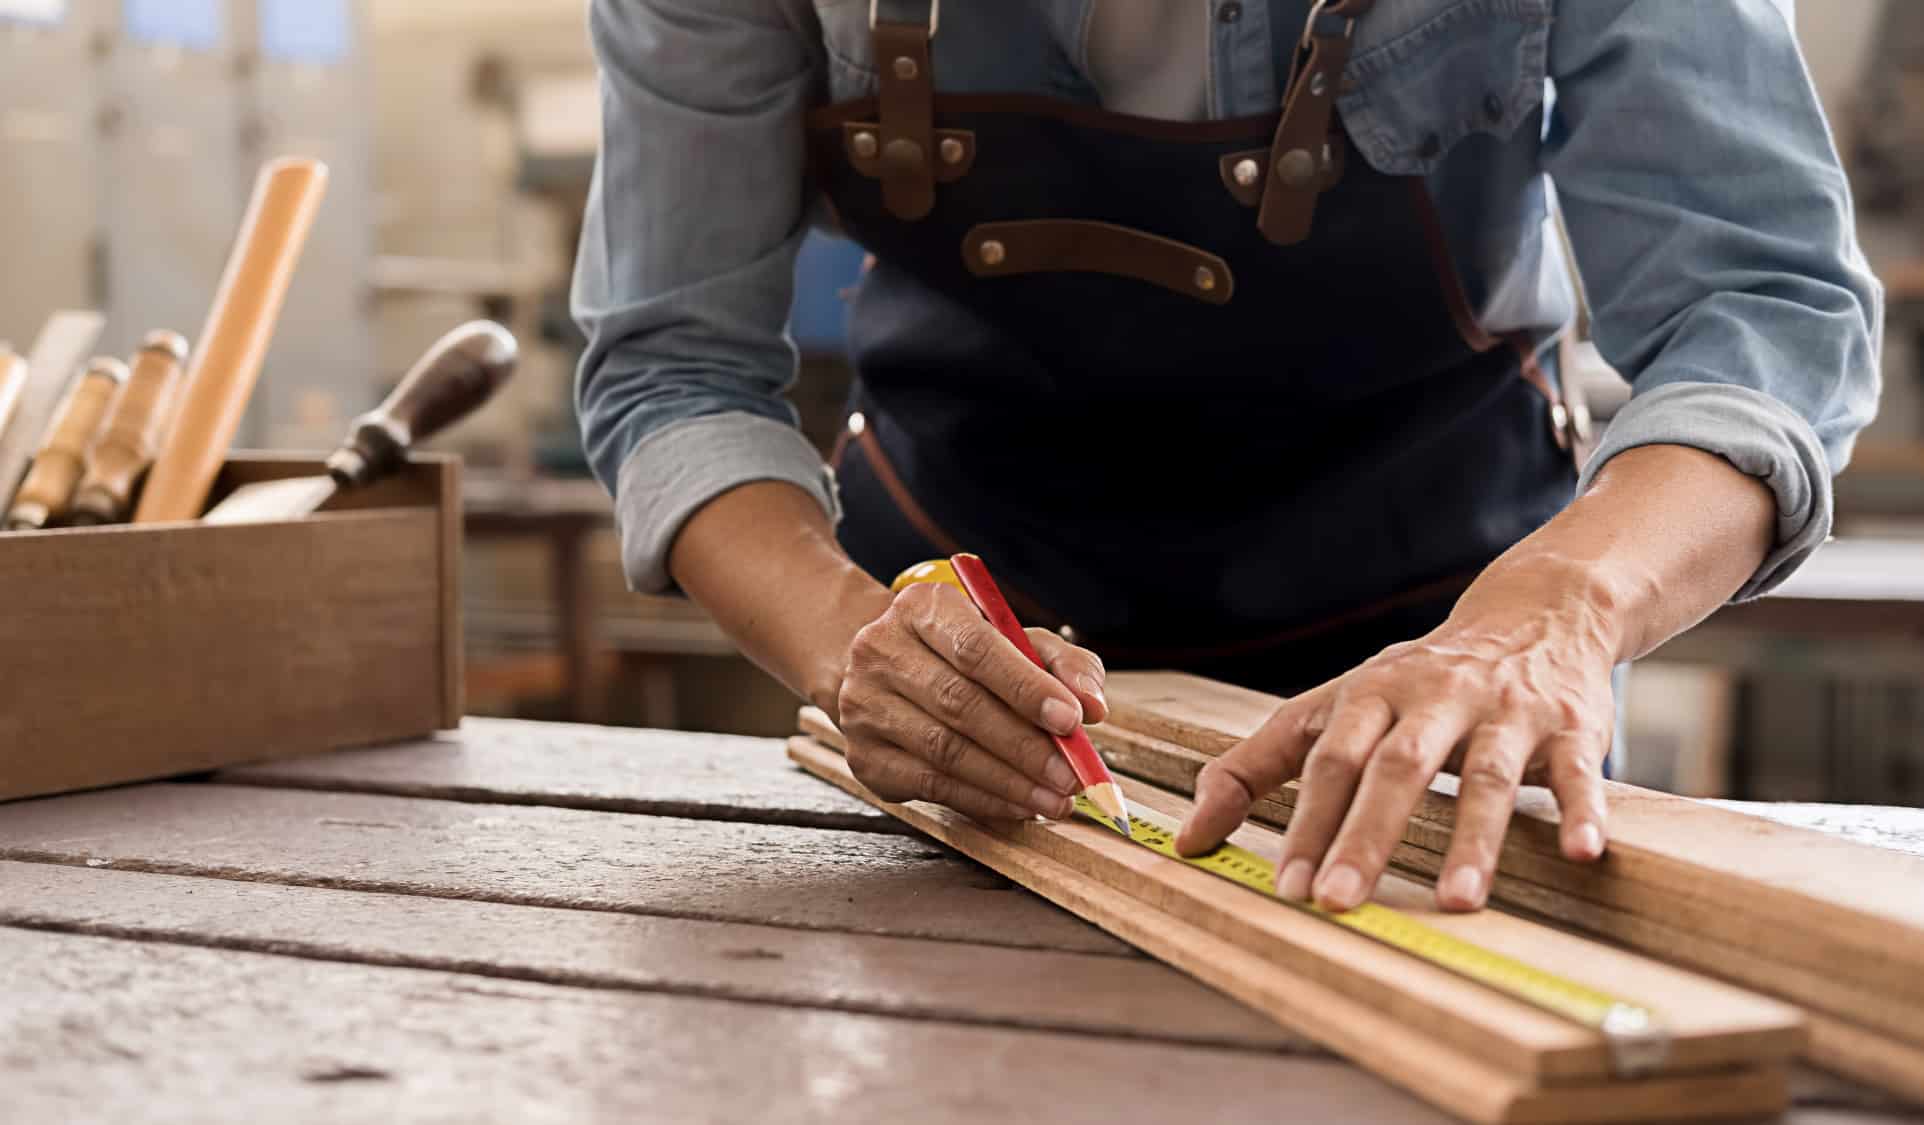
[870,0,939,36]
[1299,0,1355,49]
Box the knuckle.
[1462,754,1522,790]
[918,722,970,773]
[893,582,936,616]
[1305,741,1367,780]
[1373,735,1429,777]
[918,769,958,808]
[947,620,994,673]
[929,670,980,723]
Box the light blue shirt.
[574,0,1882,598]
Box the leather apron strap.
[1258,0,1375,245]
[870,0,940,220]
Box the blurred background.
[2,0,1920,805]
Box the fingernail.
[1075,674,1106,707]
[1570,823,1605,860]
[1315,864,1364,911]
[1277,859,1316,902]
[1441,866,1484,909]
[1040,697,1081,736]
[1043,753,1078,796]
[1030,786,1071,819]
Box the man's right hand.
[837,580,1109,822]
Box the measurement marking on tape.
[1072,795,1672,1076]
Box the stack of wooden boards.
[1085,672,1924,1104]
[791,710,1807,1124]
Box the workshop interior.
[3,1,1924,1122]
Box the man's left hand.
[1175,556,1621,913]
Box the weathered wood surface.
[217,719,892,832]
[0,928,1437,1125]
[789,738,1796,1124]
[0,783,1123,954]
[0,860,1297,1051]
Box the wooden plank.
[0,927,1448,1125]
[217,720,893,832]
[804,709,1809,1073]
[788,737,1789,1124]
[0,860,1298,1052]
[1103,672,1924,1017]
[0,782,1124,955]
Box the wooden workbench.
[6,720,1916,1123]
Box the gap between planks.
[0,782,1133,957]
[209,719,904,835]
[0,861,1308,1055]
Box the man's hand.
[1176,558,1619,912]
[838,581,1109,822]
[1173,444,1778,915]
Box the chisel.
[0,349,28,453]
[202,320,517,525]
[0,310,105,508]
[69,331,192,526]
[134,157,329,523]
[6,357,128,530]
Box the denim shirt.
[573,0,1882,598]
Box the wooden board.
[1102,672,1924,1014]
[218,719,893,833]
[0,456,459,803]
[0,927,1444,1125]
[787,737,1789,1124]
[0,782,1123,955]
[0,860,1296,1051]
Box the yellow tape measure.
[1072,795,1672,1077]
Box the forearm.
[667,481,893,718]
[1462,444,1776,662]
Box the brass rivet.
[893,56,918,81]
[1232,158,1260,187]
[1194,266,1217,292]
[1276,148,1317,188]
[939,137,965,165]
[848,411,868,436]
[979,240,1006,266]
[852,131,878,159]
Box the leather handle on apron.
[871,1,940,221]
[1258,0,1374,246]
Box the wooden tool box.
[0,453,461,802]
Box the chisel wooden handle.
[6,357,128,530]
[70,331,190,526]
[0,349,28,448]
[325,321,517,487]
[134,157,329,523]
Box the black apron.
[811,0,1577,697]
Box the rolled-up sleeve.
[1546,0,1883,600]
[573,0,837,593]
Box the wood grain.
[0,860,1298,1051]
[788,737,1790,1124]
[0,782,1124,954]
[218,719,892,832]
[0,927,1441,1125]
[0,457,458,802]
[806,709,1811,1072]
[1104,672,1924,1015]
